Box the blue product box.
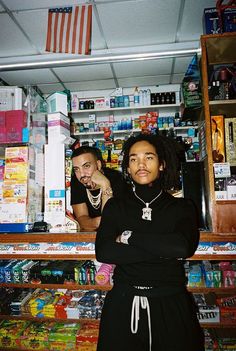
[223,8,236,32]
[203,8,221,34]
[0,223,31,233]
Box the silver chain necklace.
[86,188,102,209]
[132,186,162,221]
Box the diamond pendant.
[142,203,152,221]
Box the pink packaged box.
[6,127,22,142]
[5,110,27,128]
[0,127,6,142]
[0,111,5,127]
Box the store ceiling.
[0,0,216,94]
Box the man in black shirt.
[71,146,124,230]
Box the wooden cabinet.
[200,32,236,233]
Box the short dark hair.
[71,146,105,167]
[121,133,182,190]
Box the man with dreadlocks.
[95,133,204,351]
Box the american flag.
[46,5,92,55]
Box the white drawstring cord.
[131,295,152,351]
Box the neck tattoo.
[132,185,162,221]
[86,188,102,209]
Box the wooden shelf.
[1,283,235,294]
[200,322,236,328]
[0,232,96,243]
[191,255,236,261]
[0,282,111,290]
[188,287,236,294]
[0,254,95,260]
[209,99,236,117]
[0,231,234,244]
[199,232,236,242]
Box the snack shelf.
[0,315,99,323]
[0,314,234,329]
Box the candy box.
[49,322,81,351]
[0,319,29,349]
[18,321,54,350]
[76,321,99,351]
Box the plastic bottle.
[143,90,147,106]
[146,89,151,106]
[139,89,144,106]
[134,87,140,106]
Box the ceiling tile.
[0,14,38,57]
[118,75,172,88]
[65,79,116,92]
[113,59,173,78]
[0,69,59,86]
[36,82,66,94]
[96,0,181,48]
[53,64,114,82]
[179,0,216,41]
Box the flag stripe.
[65,12,72,53]
[85,4,92,54]
[53,12,59,52]
[72,6,79,54]
[46,11,53,51]
[78,5,85,54]
[45,5,92,55]
[59,12,66,52]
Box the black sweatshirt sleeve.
[95,199,156,264]
[128,199,200,259]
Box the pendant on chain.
[142,203,152,221]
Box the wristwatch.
[120,230,132,244]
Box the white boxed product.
[47,112,70,143]
[44,144,66,229]
[226,176,236,200]
[0,200,27,223]
[0,86,23,111]
[47,92,68,116]
[197,305,220,323]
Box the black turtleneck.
[95,180,200,288]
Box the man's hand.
[91,170,111,190]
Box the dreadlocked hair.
[121,133,182,190]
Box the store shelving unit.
[200,32,236,234]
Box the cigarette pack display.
[224,117,236,166]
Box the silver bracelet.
[120,230,132,244]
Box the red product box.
[0,127,6,142]
[220,306,236,324]
[6,127,22,142]
[0,111,6,127]
[5,110,27,128]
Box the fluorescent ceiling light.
[0,48,201,72]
